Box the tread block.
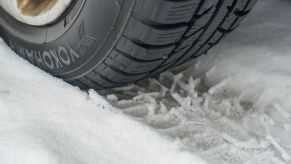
[161,44,192,66]
[125,17,187,45]
[105,50,163,74]
[185,8,214,37]
[97,63,148,83]
[197,0,219,15]
[193,0,234,48]
[85,73,119,88]
[219,0,251,30]
[116,37,175,60]
[134,0,200,24]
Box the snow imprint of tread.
[105,68,291,164]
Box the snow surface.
[0,0,291,164]
[0,42,206,164]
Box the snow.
[1,0,291,163]
[0,38,204,164]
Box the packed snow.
[0,0,291,164]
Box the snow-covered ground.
[0,0,291,164]
[0,43,205,164]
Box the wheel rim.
[0,0,72,26]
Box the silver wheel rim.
[0,0,72,26]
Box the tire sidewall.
[0,0,126,78]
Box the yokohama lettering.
[9,40,80,70]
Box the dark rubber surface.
[0,0,257,90]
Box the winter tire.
[0,0,257,89]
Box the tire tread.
[77,0,257,89]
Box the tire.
[0,0,257,90]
